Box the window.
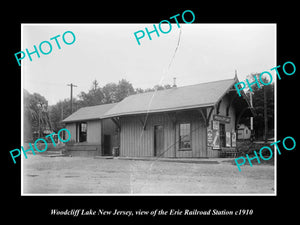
[179,123,191,149]
[219,123,226,147]
[77,122,87,142]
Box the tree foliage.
[48,79,172,132]
[24,90,52,141]
[78,80,104,107]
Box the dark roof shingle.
[103,78,236,118]
[62,103,117,123]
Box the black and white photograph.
[21,23,276,195]
[4,5,298,223]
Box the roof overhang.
[62,117,102,124]
[101,102,215,119]
[226,77,256,117]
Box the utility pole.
[67,83,77,114]
[61,102,64,121]
[264,85,268,143]
[249,92,254,140]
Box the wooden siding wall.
[66,120,102,144]
[120,114,173,157]
[66,143,100,157]
[87,120,101,143]
[119,111,207,158]
[66,123,76,142]
[65,120,101,156]
[102,118,118,153]
[119,93,237,158]
[65,119,118,156]
[175,111,207,158]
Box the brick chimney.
[172,77,177,88]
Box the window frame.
[179,122,192,150]
[77,122,87,143]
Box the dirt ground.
[22,155,275,195]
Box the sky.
[22,23,276,105]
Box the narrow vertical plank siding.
[65,121,101,157]
[120,114,172,157]
[66,123,76,142]
[163,115,175,158]
[87,120,101,143]
[102,118,118,152]
[119,111,207,158]
[120,117,150,157]
[191,118,207,158]
[175,111,206,158]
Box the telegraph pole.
[249,91,254,140]
[61,102,64,121]
[263,84,268,143]
[67,83,77,114]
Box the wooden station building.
[63,77,254,158]
[62,103,118,156]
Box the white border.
[21,23,24,195]
[21,23,277,196]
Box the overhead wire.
[131,26,184,192]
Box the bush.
[237,140,274,156]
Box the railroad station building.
[63,77,254,157]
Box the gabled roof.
[103,78,238,118]
[62,103,117,123]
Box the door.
[103,135,111,156]
[219,123,226,148]
[154,125,164,157]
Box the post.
[38,110,40,138]
[263,85,268,142]
[249,92,254,139]
[61,102,64,121]
[70,84,73,113]
[67,83,77,114]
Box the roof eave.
[62,117,102,123]
[102,103,216,119]
[208,77,256,118]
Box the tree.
[135,88,145,94]
[48,79,173,132]
[24,90,52,141]
[154,84,172,90]
[245,73,274,140]
[143,84,173,93]
[78,79,104,107]
[115,79,135,102]
[102,83,118,103]
[102,79,136,103]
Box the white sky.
[22,23,276,105]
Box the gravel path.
[22,155,275,195]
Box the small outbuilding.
[62,103,118,156]
[237,124,251,140]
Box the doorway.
[103,134,111,155]
[219,123,226,148]
[154,125,164,157]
